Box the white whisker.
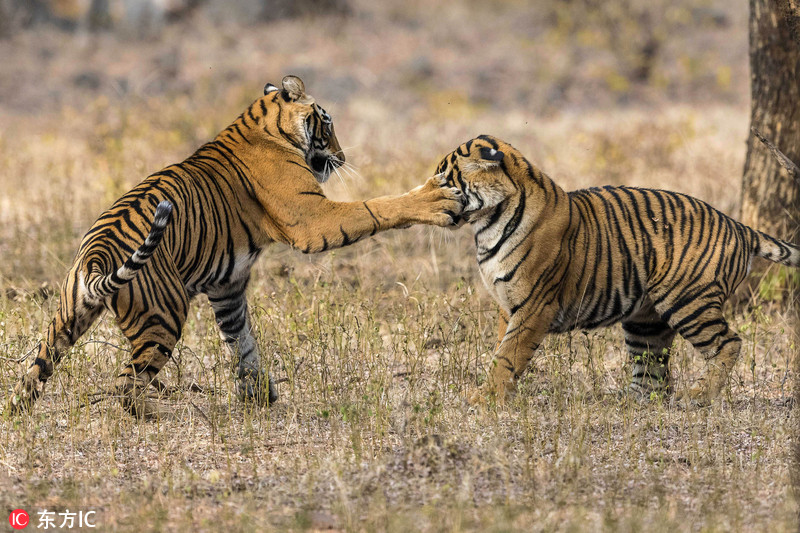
[340,162,363,182]
[324,160,332,182]
[330,165,351,195]
[342,161,361,172]
[339,164,358,180]
[335,163,355,182]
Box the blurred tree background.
[0,0,743,112]
[0,0,351,36]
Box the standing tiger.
[8,76,463,417]
[435,135,799,406]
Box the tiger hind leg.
[621,305,677,399]
[8,288,104,415]
[660,299,740,406]
[113,268,188,418]
[114,331,180,418]
[209,287,276,405]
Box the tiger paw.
[674,382,713,408]
[116,382,159,419]
[236,369,278,405]
[410,175,464,227]
[624,380,671,403]
[467,384,513,408]
[7,376,44,416]
[467,387,488,407]
[677,360,733,408]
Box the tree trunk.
[0,0,10,38]
[741,0,800,241]
[747,1,800,524]
[88,0,112,31]
[260,0,350,22]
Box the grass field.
[0,1,797,531]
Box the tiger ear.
[264,83,279,95]
[281,75,307,102]
[478,147,505,162]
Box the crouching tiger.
[435,135,799,406]
[8,76,463,417]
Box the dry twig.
[752,126,800,179]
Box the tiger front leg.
[337,173,464,239]
[209,289,276,405]
[8,352,49,415]
[469,309,552,407]
[269,174,464,254]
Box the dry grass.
[0,1,797,531]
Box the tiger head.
[261,75,345,183]
[434,135,517,225]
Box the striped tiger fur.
[8,76,463,417]
[435,135,800,406]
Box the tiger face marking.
[259,75,344,183]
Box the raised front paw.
[410,174,464,227]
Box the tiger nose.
[328,132,345,163]
[331,145,345,164]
